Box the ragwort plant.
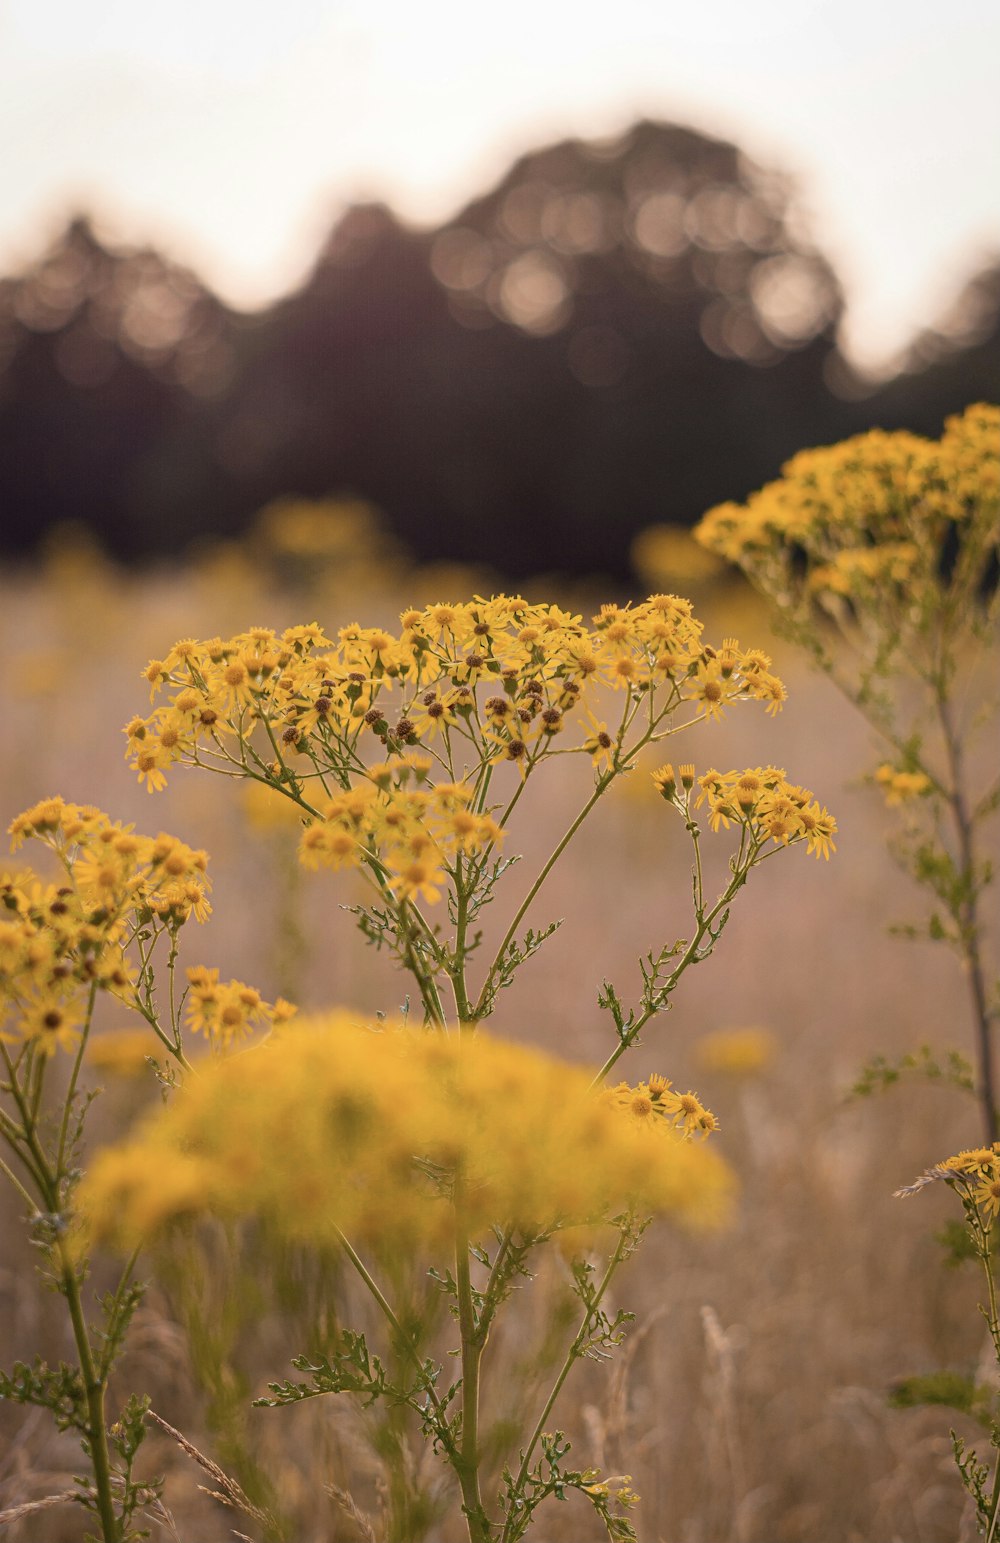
[898,1145,1000,1538]
[694,402,1000,1140]
[3,593,836,1543]
[0,804,292,1539]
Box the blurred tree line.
[0,119,997,580]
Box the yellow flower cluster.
[650,766,836,859]
[2,797,212,1055]
[693,403,999,611]
[937,1146,1000,1176]
[606,1073,718,1136]
[80,1016,735,1254]
[902,1145,1000,1222]
[123,595,790,904]
[297,762,504,903]
[184,965,296,1050]
[875,764,932,806]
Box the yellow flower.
[684,659,733,722]
[18,994,82,1056]
[581,712,617,773]
[650,764,676,800]
[183,967,279,1049]
[973,1171,1000,1221]
[79,1019,735,1254]
[388,858,446,907]
[86,1029,154,1078]
[695,1028,776,1078]
[875,765,932,806]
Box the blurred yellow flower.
[695,1028,777,1078]
[79,1016,736,1257]
[86,1029,154,1078]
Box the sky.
[1,0,998,374]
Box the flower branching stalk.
[695,403,1000,1140]
[1,1004,147,1543]
[8,592,836,1542]
[898,1147,1000,1537]
[0,801,286,1541]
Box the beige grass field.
[1,540,995,1542]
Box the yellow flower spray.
[691,402,1000,1532]
[694,403,999,1139]
[3,592,835,1543]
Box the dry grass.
[0,552,995,1541]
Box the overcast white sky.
[2,0,998,372]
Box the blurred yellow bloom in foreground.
[80,1016,735,1256]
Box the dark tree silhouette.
[217,121,852,577]
[0,124,994,577]
[0,217,241,558]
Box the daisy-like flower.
[388,857,446,906]
[684,659,733,722]
[973,1168,1000,1222]
[580,711,617,774]
[19,994,82,1055]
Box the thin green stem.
[502,1224,632,1540]
[57,980,98,1176]
[974,1214,1000,1543]
[447,865,491,1538]
[98,1244,143,1381]
[473,773,613,1020]
[454,1196,489,1543]
[58,1240,121,1543]
[2,1048,54,1205]
[334,1226,452,1439]
[5,1046,121,1542]
[937,687,997,1143]
[0,1149,38,1213]
[590,865,748,1090]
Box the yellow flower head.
[695,1028,777,1078]
[79,1018,735,1255]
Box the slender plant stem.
[590,865,748,1090]
[450,872,490,1541]
[453,1198,489,1543]
[975,1211,1000,1543]
[98,1244,143,1381]
[57,980,98,1175]
[473,774,613,1020]
[502,1224,632,1540]
[58,1240,121,1543]
[0,1149,36,1212]
[937,688,997,1142]
[333,1226,452,1434]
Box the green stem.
[57,980,98,1176]
[474,773,614,1020]
[502,1225,632,1541]
[590,862,748,1090]
[98,1244,143,1381]
[449,871,491,1540]
[937,688,997,1143]
[2,1048,54,1204]
[975,1214,1000,1543]
[59,1241,121,1543]
[454,1199,489,1543]
[334,1227,453,1444]
[0,1149,37,1213]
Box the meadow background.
[2,5,999,1534]
[0,526,994,1542]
